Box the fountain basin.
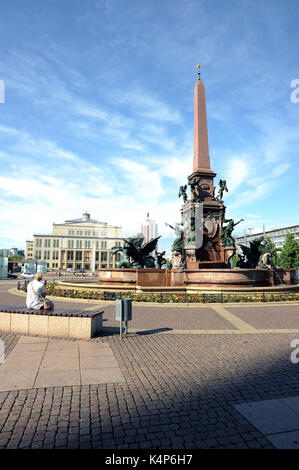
[98,268,171,287]
[54,268,297,294]
[96,267,297,290]
[184,268,268,287]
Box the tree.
[263,236,280,266]
[8,254,22,262]
[232,255,240,268]
[278,233,299,269]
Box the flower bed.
[20,283,299,303]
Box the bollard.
[123,299,132,334]
[115,299,123,339]
[115,298,132,338]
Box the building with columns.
[25,212,123,272]
[236,224,299,250]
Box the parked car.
[66,268,76,273]
[7,272,18,279]
[21,272,35,279]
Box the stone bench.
[0,304,104,339]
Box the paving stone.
[1,296,299,449]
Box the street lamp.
[247,228,254,243]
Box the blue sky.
[0,0,298,254]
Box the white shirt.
[26,280,46,309]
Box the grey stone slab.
[45,341,78,351]
[18,336,48,344]
[34,369,81,388]
[279,396,299,414]
[234,399,299,434]
[8,342,47,352]
[79,355,118,369]
[39,356,79,371]
[0,369,37,391]
[2,350,44,369]
[80,367,125,385]
[266,430,299,449]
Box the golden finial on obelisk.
[196,63,201,80]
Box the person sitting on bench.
[26,273,47,310]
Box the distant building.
[25,212,123,271]
[236,224,299,249]
[0,248,24,257]
[25,241,34,260]
[0,249,10,257]
[141,213,158,243]
[9,248,25,257]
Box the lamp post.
[247,228,254,244]
[244,229,247,246]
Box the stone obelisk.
[188,64,216,199]
[193,65,211,173]
[185,65,226,268]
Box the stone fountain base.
[96,267,296,291]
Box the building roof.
[63,218,106,224]
[55,211,111,225]
[236,224,299,239]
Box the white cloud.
[117,87,182,124]
[222,155,252,194]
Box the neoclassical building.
[25,212,123,271]
[236,224,299,250]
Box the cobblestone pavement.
[0,332,20,358]
[0,280,299,449]
[0,331,298,449]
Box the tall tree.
[278,233,299,269]
[8,254,22,262]
[264,236,280,266]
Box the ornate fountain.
[96,66,296,292]
[55,66,295,293]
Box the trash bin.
[115,299,132,338]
